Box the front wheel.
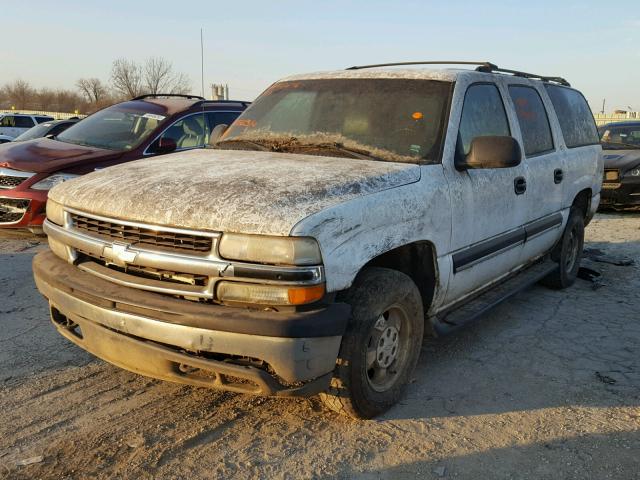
[541,208,584,289]
[319,267,424,419]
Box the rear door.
[505,83,565,262]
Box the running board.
[431,260,558,336]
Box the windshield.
[13,123,54,142]
[57,104,166,151]
[599,124,640,149]
[218,78,452,164]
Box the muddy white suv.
[33,62,602,418]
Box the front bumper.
[33,250,349,396]
[600,177,640,208]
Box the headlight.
[46,198,65,226]
[627,167,640,177]
[31,173,79,190]
[219,233,322,265]
[217,282,325,306]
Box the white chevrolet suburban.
[33,62,602,418]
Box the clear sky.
[3,1,638,112]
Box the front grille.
[0,198,30,223]
[604,169,620,182]
[71,213,213,254]
[0,175,25,189]
[79,251,209,287]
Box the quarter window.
[457,84,510,157]
[545,85,598,148]
[509,86,554,156]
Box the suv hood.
[0,138,123,174]
[602,149,640,171]
[49,149,421,236]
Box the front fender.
[291,165,452,295]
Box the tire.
[319,267,424,419]
[541,208,584,289]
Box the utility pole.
[601,98,605,114]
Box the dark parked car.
[0,94,248,231]
[599,121,640,209]
[11,118,81,142]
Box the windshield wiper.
[286,141,383,161]
[212,138,269,151]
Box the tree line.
[0,57,191,114]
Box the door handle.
[554,168,564,184]
[514,176,527,195]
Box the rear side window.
[207,111,241,130]
[35,116,54,124]
[509,86,554,156]
[14,116,35,128]
[457,83,510,156]
[545,85,598,148]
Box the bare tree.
[143,57,191,95]
[110,58,143,98]
[36,87,58,111]
[76,78,108,104]
[5,79,35,109]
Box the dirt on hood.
[48,149,421,236]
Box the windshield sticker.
[235,119,257,128]
[142,113,166,121]
[409,144,421,155]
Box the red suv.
[0,94,248,232]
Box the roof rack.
[345,61,570,87]
[132,94,206,101]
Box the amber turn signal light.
[287,284,326,305]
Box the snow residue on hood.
[49,149,420,236]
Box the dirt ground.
[0,213,638,480]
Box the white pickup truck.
[33,62,602,418]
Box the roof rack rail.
[346,61,496,71]
[483,65,570,87]
[132,94,206,101]
[195,100,252,108]
[345,61,570,86]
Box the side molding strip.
[452,212,564,273]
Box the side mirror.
[456,136,522,170]
[153,137,177,154]
[208,124,228,146]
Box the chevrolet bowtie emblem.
[103,241,138,267]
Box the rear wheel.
[320,267,424,419]
[541,208,584,289]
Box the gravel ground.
[0,213,639,480]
